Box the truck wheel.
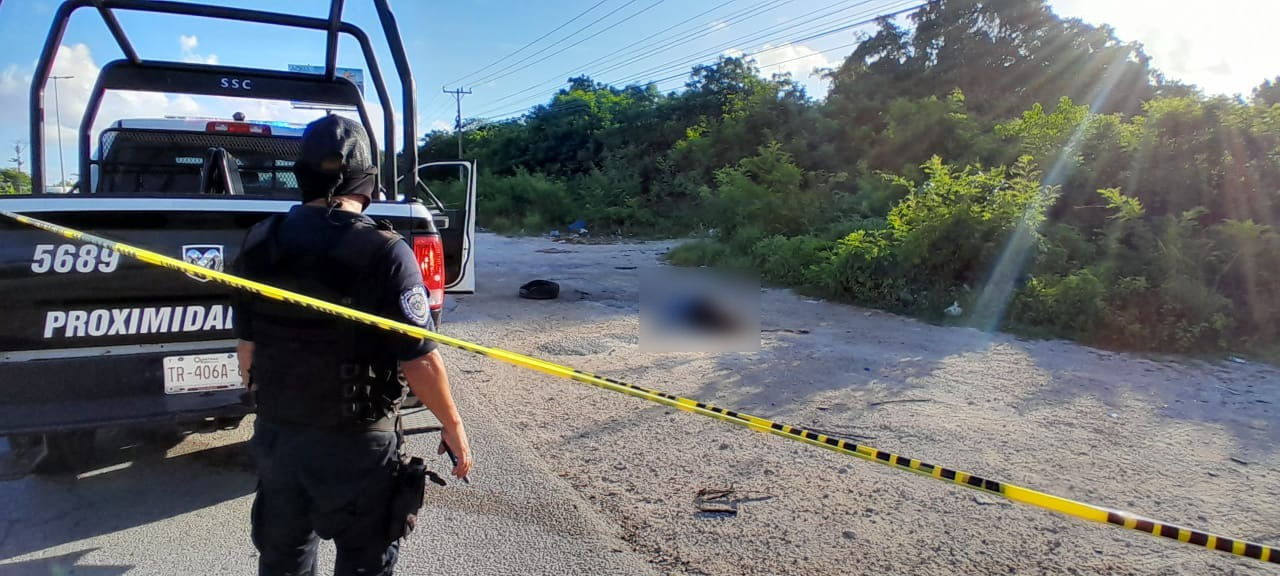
[34,430,97,475]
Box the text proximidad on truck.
[0,0,477,473]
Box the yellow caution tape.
[2,209,1274,565]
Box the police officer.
[231,114,472,576]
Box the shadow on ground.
[0,548,132,575]
[0,426,256,562]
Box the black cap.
[294,114,378,206]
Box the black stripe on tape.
[1134,519,1155,533]
[1243,543,1262,560]
[875,451,891,462]
[725,410,741,419]
[1106,512,1124,526]
[965,475,984,488]
[941,468,956,481]
[982,479,1002,493]
[918,462,935,474]
[823,437,839,447]
[1215,538,1235,552]
[771,422,785,431]
[1188,531,1209,546]
[1159,525,1179,539]
[804,431,819,441]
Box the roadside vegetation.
[426,0,1276,359]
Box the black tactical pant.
[249,418,401,576]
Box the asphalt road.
[0,387,656,575]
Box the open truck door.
[399,160,477,293]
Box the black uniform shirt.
[233,204,437,362]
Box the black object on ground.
[519,279,560,300]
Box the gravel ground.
[0,366,655,576]
[441,231,1280,576]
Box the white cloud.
[429,120,453,133]
[179,34,218,65]
[716,43,837,97]
[709,20,729,31]
[749,43,835,81]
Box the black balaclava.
[293,114,378,209]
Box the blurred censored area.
[639,266,759,353]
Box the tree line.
[419,0,1279,359]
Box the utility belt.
[386,416,447,542]
[242,365,447,544]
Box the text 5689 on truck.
[0,0,476,474]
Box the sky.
[1,0,1277,185]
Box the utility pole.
[9,140,26,194]
[10,140,25,173]
[442,87,472,160]
[50,75,74,192]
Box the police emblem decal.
[400,285,430,325]
[182,244,224,283]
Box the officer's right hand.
[439,423,472,480]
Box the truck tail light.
[412,234,445,311]
[206,121,271,135]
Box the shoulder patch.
[399,285,430,326]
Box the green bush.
[1011,269,1106,338]
[750,235,833,286]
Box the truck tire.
[33,430,97,475]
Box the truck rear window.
[95,129,303,198]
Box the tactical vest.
[238,211,408,433]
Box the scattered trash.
[614,266,638,270]
[1229,356,1248,364]
[568,219,587,233]
[518,279,560,300]
[944,301,963,317]
[761,328,810,334]
[1207,470,1220,477]
[549,230,560,238]
[842,531,857,540]
[536,247,575,254]
[1216,384,1241,395]
[694,485,775,518]
[1230,457,1250,466]
[1108,412,1119,419]
[863,367,871,372]
[577,228,589,236]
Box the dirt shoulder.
[444,232,1279,575]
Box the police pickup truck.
[0,0,475,473]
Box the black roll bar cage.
[29,0,420,200]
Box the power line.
[610,0,898,88]
[471,0,788,117]
[446,0,612,87]
[466,0,644,88]
[640,0,920,87]
[479,0,888,118]
[470,0,671,91]
[481,1,922,122]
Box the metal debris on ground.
[694,484,775,517]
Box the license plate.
[163,352,243,394]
